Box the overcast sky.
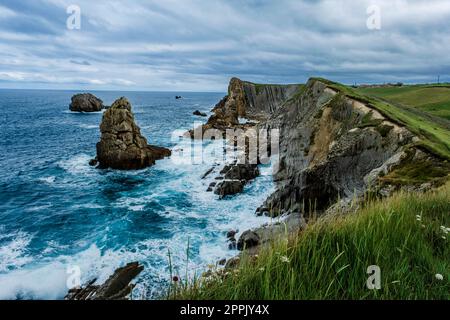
[0,0,449,91]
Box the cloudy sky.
[0,0,449,91]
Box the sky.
[0,0,449,92]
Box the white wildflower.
[416,215,422,222]
[280,256,290,263]
[435,274,444,281]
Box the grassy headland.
[312,78,450,160]
[172,182,450,300]
[357,85,450,121]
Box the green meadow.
[357,85,450,121]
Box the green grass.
[357,85,450,121]
[172,182,450,300]
[311,78,450,160]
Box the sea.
[0,89,275,300]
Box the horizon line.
[0,87,227,94]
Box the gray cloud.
[0,0,449,91]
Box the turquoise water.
[0,90,274,299]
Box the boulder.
[224,164,259,180]
[225,257,240,269]
[65,262,143,300]
[193,110,207,117]
[226,230,237,239]
[237,231,260,251]
[89,158,98,167]
[96,97,171,170]
[214,180,245,197]
[213,164,260,197]
[70,93,104,112]
[218,259,227,266]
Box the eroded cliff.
[199,77,449,251]
[190,78,298,135]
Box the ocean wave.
[38,176,56,184]
[57,154,94,176]
[0,230,33,273]
[77,124,98,129]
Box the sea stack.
[96,97,171,170]
[70,93,104,112]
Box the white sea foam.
[71,203,104,210]
[1,138,277,300]
[25,204,52,212]
[38,176,56,184]
[0,231,33,273]
[58,154,94,176]
[238,117,248,124]
[0,244,105,300]
[77,124,98,129]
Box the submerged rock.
[96,97,171,170]
[70,93,104,112]
[65,262,143,300]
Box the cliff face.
[193,78,298,134]
[261,79,417,215]
[203,77,447,221]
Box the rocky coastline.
[187,76,449,266]
[68,77,449,299]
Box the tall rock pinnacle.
[96,97,171,170]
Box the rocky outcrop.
[65,262,143,300]
[70,93,105,112]
[237,212,306,252]
[215,180,245,198]
[96,97,171,170]
[259,79,418,217]
[193,110,207,117]
[204,77,449,259]
[188,78,298,137]
[213,163,260,198]
[221,163,260,180]
[237,230,260,251]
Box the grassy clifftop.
[357,85,450,121]
[311,78,450,160]
[173,182,450,300]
